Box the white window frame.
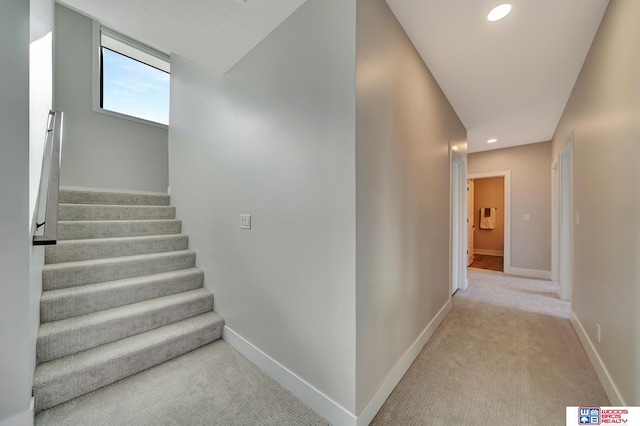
[92,22,170,129]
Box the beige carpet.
[35,339,328,426]
[371,268,609,426]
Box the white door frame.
[450,143,468,295]
[556,133,574,301]
[551,161,559,283]
[467,170,512,274]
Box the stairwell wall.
[54,4,169,194]
[28,0,55,424]
[355,0,467,415]
[0,1,32,424]
[168,0,357,418]
[551,0,640,405]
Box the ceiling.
[386,0,609,152]
[58,0,306,75]
[59,0,609,153]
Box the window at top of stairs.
[94,26,170,127]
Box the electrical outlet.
[596,323,601,343]
[240,214,251,230]
[524,214,531,222]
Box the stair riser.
[59,191,170,206]
[45,235,189,264]
[37,293,214,363]
[41,270,204,322]
[57,220,181,240]
[58,205,176,221]
[43,253,196,291]
[34,322,222,413]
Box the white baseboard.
[571,311,625,406]
[506,267,551,280]
[60,185,168,196]
[0,397,34,426]
[473,249,504,256]
[223,326,357,426]
[356,299,452,426]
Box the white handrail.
[33,111,64,246]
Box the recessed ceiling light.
[487,138,498,143]
[487,4,512,22]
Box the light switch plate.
[240,214,251,229]
[524,214,531,222]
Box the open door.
[558,138,574,301]
[467,178,474,266]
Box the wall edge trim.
[0,397,34,426]
[223,326,357,426]
[571,311,625,406]
[356,299,452,426]
[507,267,551,280]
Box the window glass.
[100,32,170,125]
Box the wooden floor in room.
[469,254,503,272]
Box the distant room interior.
[469,176,505,272]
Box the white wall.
[551,0,640,405]
[29,0,55,416]
[355,0,467,415]
[169,0,357,417]
[54,4,168,193]
[468,142,552,273]
[0,0,32,424]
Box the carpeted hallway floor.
[371,267,609,425]
[37,268,609,426]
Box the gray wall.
[355,0,467,412]
[551,0,640,405]
[29,0,55,421]
[168,0,357,414]
[54,4,168,193]
[468,141,552,272]
[0,0,32,423]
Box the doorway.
[468,171,512,274]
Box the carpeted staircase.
[33,190,224,413]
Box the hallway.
[372,269,608,425]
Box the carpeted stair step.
[59,190,170,206]
[58,203,176,221]
[40,268,204,322]
[33,312,224,413]
[57,219,181,240]
[37,288,214,363]
[43,251,196,291]
[45,234,189,264]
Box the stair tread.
[43,250,195,271]
[58,204,176,221]
[33,312,224,385]
[59,203,174,208]
[56,219,182,241]
[59,190,170,206]
[58,219,181,224]
[41,268,203,302]
[45,234,190,264]
[52,234,188,246]
[38,288,213,338]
